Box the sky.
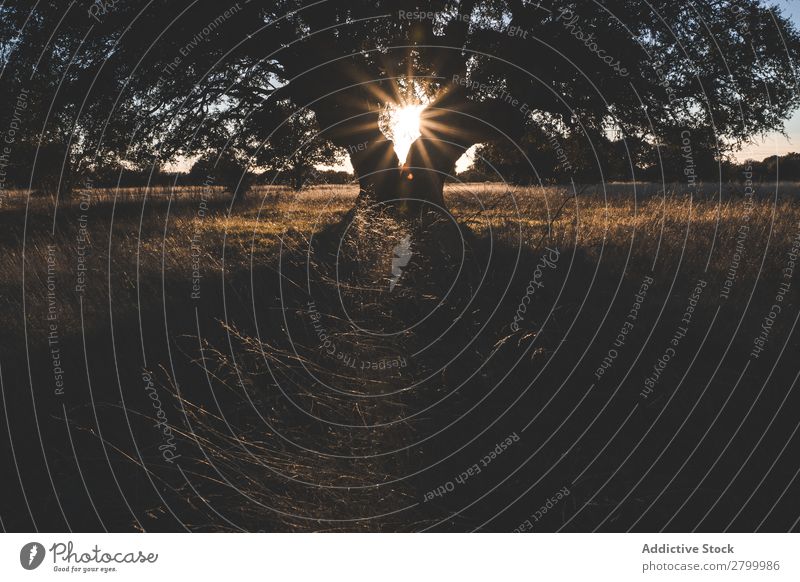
[736,0,800,161]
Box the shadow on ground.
[2,200,799,532]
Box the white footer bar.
[1,533,796,581]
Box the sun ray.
[381,103,427,165]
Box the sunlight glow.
[455,144,479,174]
[385,103,426,165]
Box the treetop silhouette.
[2,1,799,206]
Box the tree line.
[3,136,799,195]
[465,128,800,184]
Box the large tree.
[2,1,799,209]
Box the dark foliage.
[2,1,799,201]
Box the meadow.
[1,181,799,532]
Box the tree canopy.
[1,1,799,202]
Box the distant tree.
[474,124,563,185]
[2,141,77,195]
[764,152,800,181]
[475,124,660,184]
[605,137,653,182]
[188,150,251,199]
[638,127,720,184]
[252,102,344,190]
[455,164,495,183]
[309,170,355,186]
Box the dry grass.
[5,180,798,342]
[2,181,799,531]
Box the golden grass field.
[3,180,799,344]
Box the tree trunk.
[292,167,305,191]
[350,137,451,217]
[316,94,521,217]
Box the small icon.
[390,234,412,291]
[20,542,46,570]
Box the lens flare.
[385,104,425,165]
